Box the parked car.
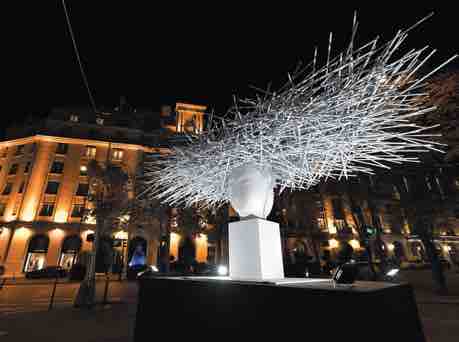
[25,266,67,279]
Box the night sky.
[2,2,458,135]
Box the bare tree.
[74,159,129,308]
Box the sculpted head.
[228,163,275,219]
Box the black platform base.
[134,276,425,341]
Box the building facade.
[276,168,459,269]
[0,100,208,276]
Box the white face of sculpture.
[228,163,275,219]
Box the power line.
[62,0,97,113]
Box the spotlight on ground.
[386,268,399,278]
[217,265,228,276]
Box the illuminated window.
[15,145,24,156]
[0,203,6,216]
[9,164,18,175]
[70,114,79,122]
[316,200,326,230]
[45,181,60,194]
[76,183,89,196]
[335,219,346,231]
[18,181,25,194]
[24,161,31,173]
[39,203,54,217]
[56,143,68,155]
[71,204,85,217]
[111,149,124,161]
[2,183,12,195]
[80,165,88,176]
[85,146,96,159]
[96,118,104,125]
[50,161,64,174]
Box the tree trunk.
[74,215,103,308]
[347,192,377,280]
[421,236,448,295]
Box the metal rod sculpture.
[144,14,456,213]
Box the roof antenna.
[62,0,98,113]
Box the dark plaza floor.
[0,270,458,342]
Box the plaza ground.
[0,270,458,342]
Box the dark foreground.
[0,270,458,342]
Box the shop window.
[76,183,89,196]
[45,181,60,194]
[39,203,54,217]
[24,234,49,272]
[50,161,64,174]
[56,143,68,155]
[128,237,147,267]
[85,146,96,159]
[9,164,18,175]
[80,165,88,176]
[69,114,79,122]
[2,183,13,195]
[111,148,124,161]
[59,235,82,270]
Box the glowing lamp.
[329,238,339,249]
[218,265,228,276]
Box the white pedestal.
[229,218,284,281]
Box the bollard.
[102,273,110,305]
[48,276,58,311]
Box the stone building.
[0,100,208,276]
[274,167,459,268]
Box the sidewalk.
[0,302,137,342]
[0,274,125,286]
